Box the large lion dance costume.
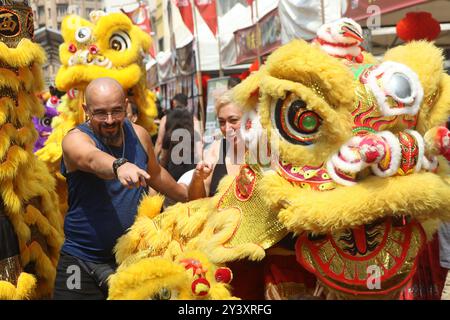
[109,18,450,300]
[0,0,63,299]
[36,11,158,212]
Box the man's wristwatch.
[113,158,128,178]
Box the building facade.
[30,0,104,30]
[152,0,164,52]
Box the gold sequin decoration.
[357,260,368,281]
[318,241,335,264]
[0,255,22,285]
[384,233,402,259]
[301,244,317,275]
[353,81,398,132]
[329,254,344,275]
[425,90,439,107]
[217,164,288,249]
[390,229,405,244]
[343,259,356,281]
[308,82,326,101]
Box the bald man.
[54,77,188,300]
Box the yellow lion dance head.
[35,11,158,214]
[112,20,450,299]
[37,11,157,169]
[233,38,450,298]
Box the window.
[47,8,51,19]
[57,4,68,17]
[38,6,44,17]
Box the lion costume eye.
[387,73,413,100]
[273,94,322,145]
[75,27,92,44]
[366,61,423,117]
[109,31,131,51]
[39,116,53,128]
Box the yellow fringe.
[0,43,63,299]
[137,194,164,218]
[260,172,450,234]
[0,273,37,300]
[0,40,46,67]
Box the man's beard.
[100,124,122,145]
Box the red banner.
[259,8,282,56]
[121,3,155,58]
[235,24,258,64]
[235,8,281,64]
[343,0,427,21]
[194,0,218,36]
[175,0,194,34]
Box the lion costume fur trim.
[0,39,64,299]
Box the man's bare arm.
[62,129,150,187]
[151,166,188,202]
[62,130,116,179]
[154,115,166,159]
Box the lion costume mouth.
[263,161,448,298]
[296,216,426,298]
[261,168,450,234]
[55,64,142,91]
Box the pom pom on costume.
[313,17,365,63]
[108,251,236,300]
[396,12,441,42]
[215,267,233,284]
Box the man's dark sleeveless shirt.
[61,119,148,263]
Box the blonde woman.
[188,89,244,200]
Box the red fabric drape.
[175,0,194,34]
[194,0,218,36]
